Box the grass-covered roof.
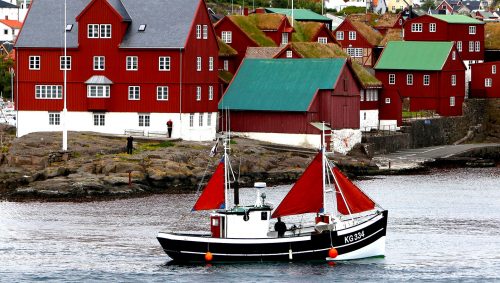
[347,13,380,27]
[217,37,238,57]
[219,70,234,84]
[292,21,323,42]
[374,13,400,28]
[485,22,500,50]
[379,28,403,46]
[229,15,278,47]
[351,21,383,46]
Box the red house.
[374,13,406,36]
[470,61,499,98]
[15,0,219,141]
[218,58,362,150]
[333,18,383,67]
[375,41,466,126]
[403,15,485,64]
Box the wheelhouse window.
[424,75,430,86]
[196,86,201,101]
[29,56,40,70]
[389,74,395,85]
[159,56,171,71]
[469,26,476,35]
[318,37,328,44]
[407,74,413,85]
[49,112,60,126]
[128,86,140,100]
[126,56,138,71]
[348,31,356,40]
[336,31,344,40]
[60,56,71,70]
[93,113,105,126]
[36,85,62,99]
[411,23,422,32]
[221,31,232,43]
[157,86,169,100]
[93,56,105,70]
[87,85,110,98]
[138,114,150,127]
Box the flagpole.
[291,0,294,27]
[62,0,68,151]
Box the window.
[196,86,202,101]
[336,31,344,40]
[159,56,171,71]
[286,50,293,58]
[138,24,147,32]
[93,113,105,126]
[364,112,367,120]
[360,90,364,101]
[347,48,363,58]
[399,19,402,25]
[485,78,492,87]
[88,24,99,38]
[60,56,71,70]
[389,74,395,85]
[93,56,105,70]
[29,56,40,70]
[469,41,474,52]
[209,86,214,100]
[221,31,232,43]
[138,114,150,127]
[199,113,204,127]
[157,86,169,100]
[452,51,456,60]
[88,24,111,38]
[196,57,202,71]
[49,113,60,125]
[492,65,496,74]
[100,24,111,38]
[209,57,214,71]
[203,25,208,39]
[348,31,356,40]
[87,85,110,98]
[223,60,229,71]
[318,37,327,44]
[189,113,194,127]
[281,32,288,45]
[35,85,62,99]
[385,98,391,104]
[411,23,422,32]
[424,75,430,86]
[429,23,436,32]
[475,41,480,52]
[407,74,413,85]
[450,96,455,107]
[4,29,8,35]
[66,24,73,31]
[457,41,462,52]
[126,56,138,71]
[196,24,201,39]
[469,26,476,34]
[128,86,140,100]
[451,75,456,86]
[207,113,212,127]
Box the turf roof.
[229,15,278,47]
[351,21,383,46]
[485,22,500,50]
[292,21,323,42]
[217,37,238,57]
[379,28,403,46]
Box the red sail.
[272,152,324,218]
[192,160,225,211]
[334,167,375,215]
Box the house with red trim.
[14,0,219,141]
[374,41,466,126]
[470,61,499,98]
[218,58,362,152]
[436,0,462,14]
[333,18,383,67]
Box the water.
[1,168,499,282]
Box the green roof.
[219,59,346,112]
[265,8,331,22]
[229,15,278,47]
[430,15,484,24]
[375,41,453,71]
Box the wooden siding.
[334,20,376,67]
[470,61,499,98]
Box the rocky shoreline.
[0,125,497,202]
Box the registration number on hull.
[344,230,365,244]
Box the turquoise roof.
[430,15,484,24]
[219,59,346,112]
[265,8,331,22]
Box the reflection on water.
[0,167,499,282]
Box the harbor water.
[1,167,499,282]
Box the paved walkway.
[373,143,500,169]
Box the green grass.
[137,141,175,151]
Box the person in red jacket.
[166,119,173,138]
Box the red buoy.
[328,247,338,258]
[205,251,213,262]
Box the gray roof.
[0,1,18,8]
[85,75,113,84]
[461,1,481,10]
[16,0,200,49]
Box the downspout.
[179,48,183,138]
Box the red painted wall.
[403,15,485,61]
[470,61,499,98]
[312,25,337,44]
[333,20,376,67]
[262,17,292,46]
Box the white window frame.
[318,37,328,44]
[348,31,356,40]
[451,75,456,86]
[87,85,110,98]
[29,55,40,70]
[100,24,111,38]
[207,113,212,127]
[138,114,150,127]
[189,113,194,127]
[450,96,455,107]
[223,60,229,71]
[429,23,436,32]
[60,56,71,70]
[469,41,474,52]
[128,86,140,100]
[452,51,456,60]
[199,113,204,127]
[35,85,62,99]
[457,41,462,52]
[209,86,214,101]
[196,57,202,71]
[485,78,492,87]
[411,23,422,32]
[157,86,169,101]
[475,41,480,52]
[88,24,111,38]
[385,98,391,104]
[221,31,232,43]
[49,112,61,126]
[360,90,364,101]
[93,113,105,126]
[203,25,208,39]
[281,32,289,45]
[159,56,171,71]
[407,74,413,85]
[209,57,214,71]
[355,48,363,58]
[126,56,138,71]
[286,50,293,58]
[196,86,201,101]
[336,31,344,40]
[196,24,201,39]
[93,56,105,71]
[423,75,430,86]
[469,26,476,35]
[88,24,99,38]
[389,74,395,85]
[492,65,496,74]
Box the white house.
[0,19,21,41]
[0,0,19,21]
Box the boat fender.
[243,211,250,221]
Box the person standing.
[166,119,173,138]
[126,136,134,154]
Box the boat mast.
[321,122,326,215]
[62,0,68,151]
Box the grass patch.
[138,141,175,151]
[230,15,277,47]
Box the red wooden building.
[374,12,405,36]
[375,41,466,126]
[218,58,362,149]
[470,61,499,98]
[15,0,219,141]
[403,15,485,63]
[333,18,383,67]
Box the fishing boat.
[157,127,388,263]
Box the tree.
[0,54,14,100]
[421,0,436,11]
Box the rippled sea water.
[1,167,499,282]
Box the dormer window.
[138,24,147,32]
[65,24,73,31]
